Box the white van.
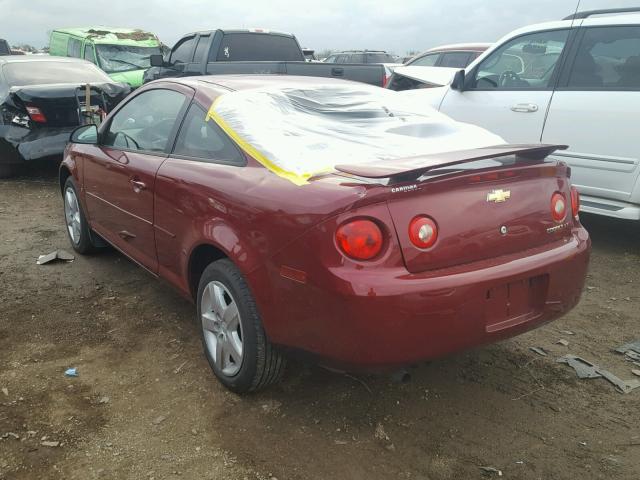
[397,8,640,220]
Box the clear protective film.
[208,83,503,185]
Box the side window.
[193,35,210,63]
[67,38,82,58]
[103,89,186,153]
[350,54,365,63]
[173,103,245,164]
[471,29,569,90]
[440,52,472,68]
[335,55,348,64]
[83,44,95,63]
[324,55,337,63]
[170,36,196,64]
[568,26,640,90]
[410,53,439,67]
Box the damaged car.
[59,76,590,393]
[0,56,130,177]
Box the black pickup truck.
[143,29,386,86]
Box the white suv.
[401,8,640,220]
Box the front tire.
[197,259,285,393]
[63,177,98,254]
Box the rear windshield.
[2,61,111,86]
[96,44,162,73]
[365,53,396,63]
[215,33,304,62]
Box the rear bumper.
[0,125,75,164]
[258,227,590,369]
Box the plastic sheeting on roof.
[207,83,503,185]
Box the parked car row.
[8,8,639,394]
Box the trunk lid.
[8,82,129,127]
[336,145,574,274]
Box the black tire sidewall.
[197,259,263,393]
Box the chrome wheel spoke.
[200,280,244,377]
[223,301,239,330]
[64,188,81,244]
[201,311,218,333]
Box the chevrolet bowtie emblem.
[486,189,511,203]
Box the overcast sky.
[1,0,634,54]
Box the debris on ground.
[560,330,575,336]
[98,396,110,404]
[1,387,7,396]
[152,415,167,425]
[41,441,60,447]
[557,339,570,346]
[530,347,548,356]
[557,355,640,394]
[36,250,75,265]
[374,423,395,451]
[64,368,78,377]
[632,370,640,377]
[479,466,503,476]
[615,339,640,355]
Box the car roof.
[182,29,295,38]
[0,55,92,65]
[424,42,491,53]
[168,74,359,95]
[52,26,159,45]
[332,50,390,54]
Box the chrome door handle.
[511,103,538,113]
[129,179,146,191]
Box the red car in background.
[60,75,590,393]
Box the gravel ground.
[0,168,639,480]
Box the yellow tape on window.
[206,98,312,186]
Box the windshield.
[2,61,111,86]
[96,44,162,73]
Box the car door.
[153,101,247,292]
[82,86,192,272]
[542,25,640,207]
[438,29,572,142]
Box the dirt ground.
[1,167,639,480]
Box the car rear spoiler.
[334,144,567,184]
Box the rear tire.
[197,259,285,393]
[63,176,100,254]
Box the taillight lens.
[336,219,383,260]
[570,186,580,218]
[26,105,46,123]
[551,192,567,222]
[409,216,438,249]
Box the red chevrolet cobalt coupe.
[60,75,590,392]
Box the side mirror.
[451,69,466,91]
[70,124,98,144]
[149,54,165,67]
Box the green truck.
[49,27,162,88]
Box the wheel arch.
[187,243,229,300]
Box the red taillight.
[570,186,580,218]
[26,105,46,123]
[551,192,567,222]
[382,74,389,88]
[336,219,383,260]
[408,216,438,249]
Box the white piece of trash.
[37,250,75,265]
